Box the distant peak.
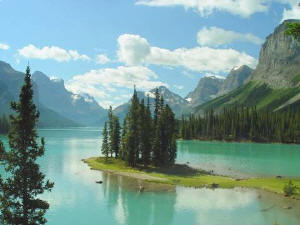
[204,73,225,80]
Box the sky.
[0,0,300,108]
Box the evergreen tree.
[0,66,54,225]
[108,106,114,157]
[120,116,128,160]
[154,88,160,125]
[126,87,140,167]
[112,116,121,158]
[101,122,109,161]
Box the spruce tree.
[154,88,160,125]
[108,106,114,157]
[112,116,120,158]
[0,66,54,225]
[127,87,139,167]
[120,117,128,160]
[101,122,109,161]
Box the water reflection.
[102,173,176,225]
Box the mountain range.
[195,19,300,114]
[0,20,299,126]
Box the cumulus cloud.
[18,44,90,62]
[96,54,111,64]
[117,34,150,65]
[117,34,257,73]
[197,27,264,47]
[66,66,168,108]
[136,0,269,18]
[0,43,9,50]
[281,2,300,21]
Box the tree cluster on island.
[101,87,177,168]
[0,66,53,225]
[179,107,300,144]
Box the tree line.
[101,87,177,167]
[179,107,300,144]
[0,114,9,134]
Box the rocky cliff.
[248,19,300,88]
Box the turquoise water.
[177,140,300,177]
[0,128,300,225]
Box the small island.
[84,87,300,199]
[84,157,300,198]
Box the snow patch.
[145,91,155,98]
[205,73,225,80]
[50,76,63,83]
[232,66,240,71]
[186,97,192,103]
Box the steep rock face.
[113,86,189,120]
[217,65,253,96]
[185,75,224,107]
[32,71,106,126]
[249,19,300,88]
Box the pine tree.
[127,87,140,167]
[101,122,109,161]
[0,66,54,225]
[108,106,114,157]
[154,88,160,125]
[120,116,128,160]
[112,116,120,158]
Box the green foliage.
[285,22,300,41]
[0,114,10,134]
[101,122,109,160]
[0,66,54,225]
[196,82,300,114]
[283,180,298,196]
[180,106,300,144]
[103,87,177,168]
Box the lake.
[0,127,300,225]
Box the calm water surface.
[0,128,300,225]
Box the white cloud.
[117,34,257,73]
[66,66,168,108]
[18,44,90,62]
[117,34,150,65]
[136,0,269,18]
[197,27,264,47]
[281,2,300,21]
[0,43,9,50]
[96,54,111,64]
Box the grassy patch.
[83,157,300,198]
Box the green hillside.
[194,81,300,114]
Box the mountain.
[248,19,300,88]
[217,65,253,96]
[194,20,300,114]
[0,61,77,127]
[32,71,106,126]
[185,66,252,107]
[185,75,224,107]
[113,86,189,120]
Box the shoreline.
[178,138,300,146]
[83,157,300,199]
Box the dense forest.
[179,107,300,144]
[0,114,9,134]
[102,87,177,167]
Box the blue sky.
[0,0,299,108]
